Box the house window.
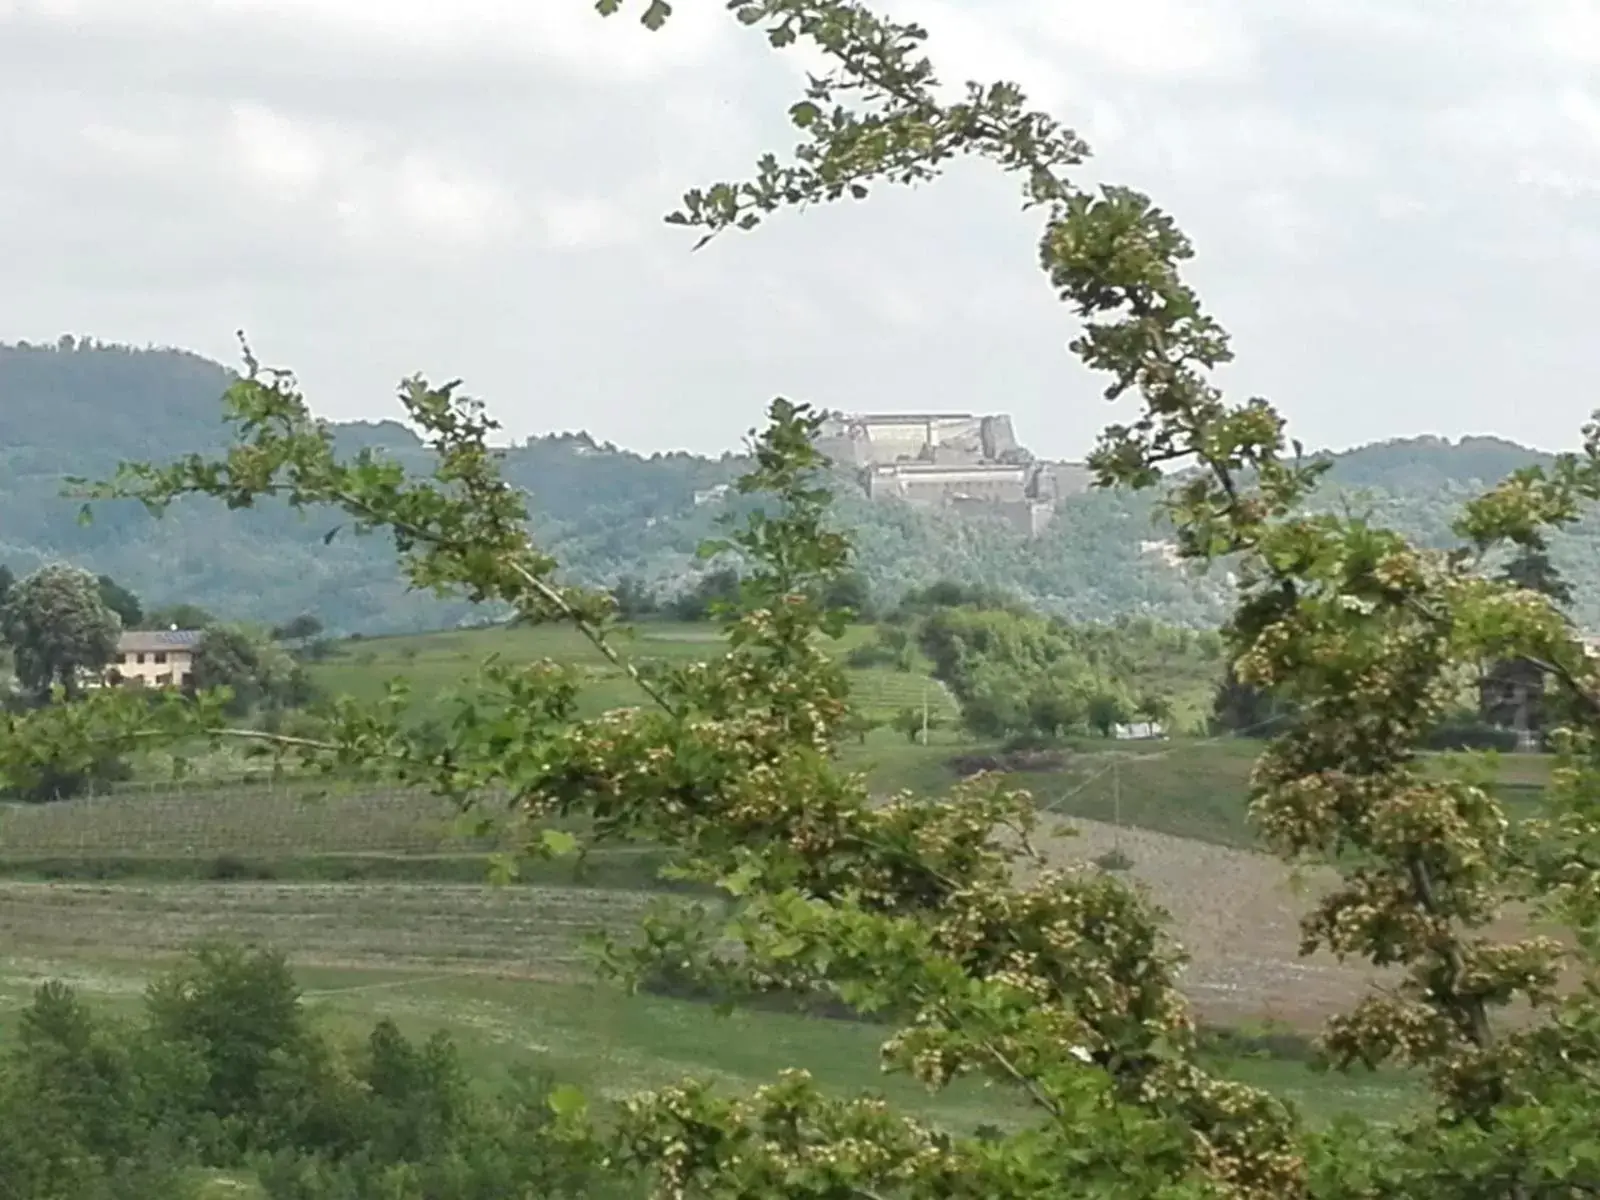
[135,652,146,664]
[180,672,193,687]
[154,652,167,664]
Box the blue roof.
[118,629,204,652]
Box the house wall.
[113,648,195,688]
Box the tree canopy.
[96,573,143,629]
[0,563,120,701]
[4,343,1600,635]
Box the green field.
[308,620,959,726]
[0,736,1275,864]
[0,887,1419,1132]
[5,615,1540,1168]
[301,620,1553,847]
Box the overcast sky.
[3,0,1599,460]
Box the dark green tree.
[1500,540,1573,606]
[1479,540,1575,739]
[141,604,217,632]
[95,574,142,629]
[271,613,324,644]
[609,575,658,620]
[0,564,120,701]
[1027,675,1089,738]
[1086,688,1134,738]
[821,569,874,620]
[192,625,312,717]
[1210,664,1294,738]
[668,566,740,622]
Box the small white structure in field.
[1113,721,1166,741]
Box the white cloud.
[1240,190,1320,260]
[396,155,519,247]
[229,102,334,199]
[78,120,190,173]
[5,0,1600,460]
[7,0,729,79]
[1535,0,1600,64]
[1374,193,1427,221]
[894,0,1078,107]
[1026,0,1254,80]
[1560,87,1600,145]
[538,195,640,251]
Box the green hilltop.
[4,337,1596,632]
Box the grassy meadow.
[306,619,964,727]
[3,614,1551,1157]
[0,886,1421,1131]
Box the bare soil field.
[1036,816,1548,1031]
[1032,819,1376,1028]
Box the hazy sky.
[3,0,1599,460]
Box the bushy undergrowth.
[0,943,630,1200]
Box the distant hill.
[1,339,1595,632]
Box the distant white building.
[1114,721,1167,741]
[693,483,731,507]
[1138,540,1184,569]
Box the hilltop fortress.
[814,412,1090,536]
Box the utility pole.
[921,681,930,745]
[1112,755,1122,855]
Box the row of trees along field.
[7,0,1600,1197]
[843,580,1223,741]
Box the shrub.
[0,945,618,1198]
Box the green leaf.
[789,100,821,128]
[593,0,622,14]
[486,852,518,886]
[721,861,762,897]
[547,1083,588,1118]
[77,503,94,527]
[540,828,580,858]
[768,935,806,960]
[640,0,671,30]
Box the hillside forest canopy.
[5,338,1600,636]
[6,1,1600,1199]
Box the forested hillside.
[2,339,1595,632]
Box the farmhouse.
[108,629,202,689]
[1479,634,1600,748]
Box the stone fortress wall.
[814,411,1090,537]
